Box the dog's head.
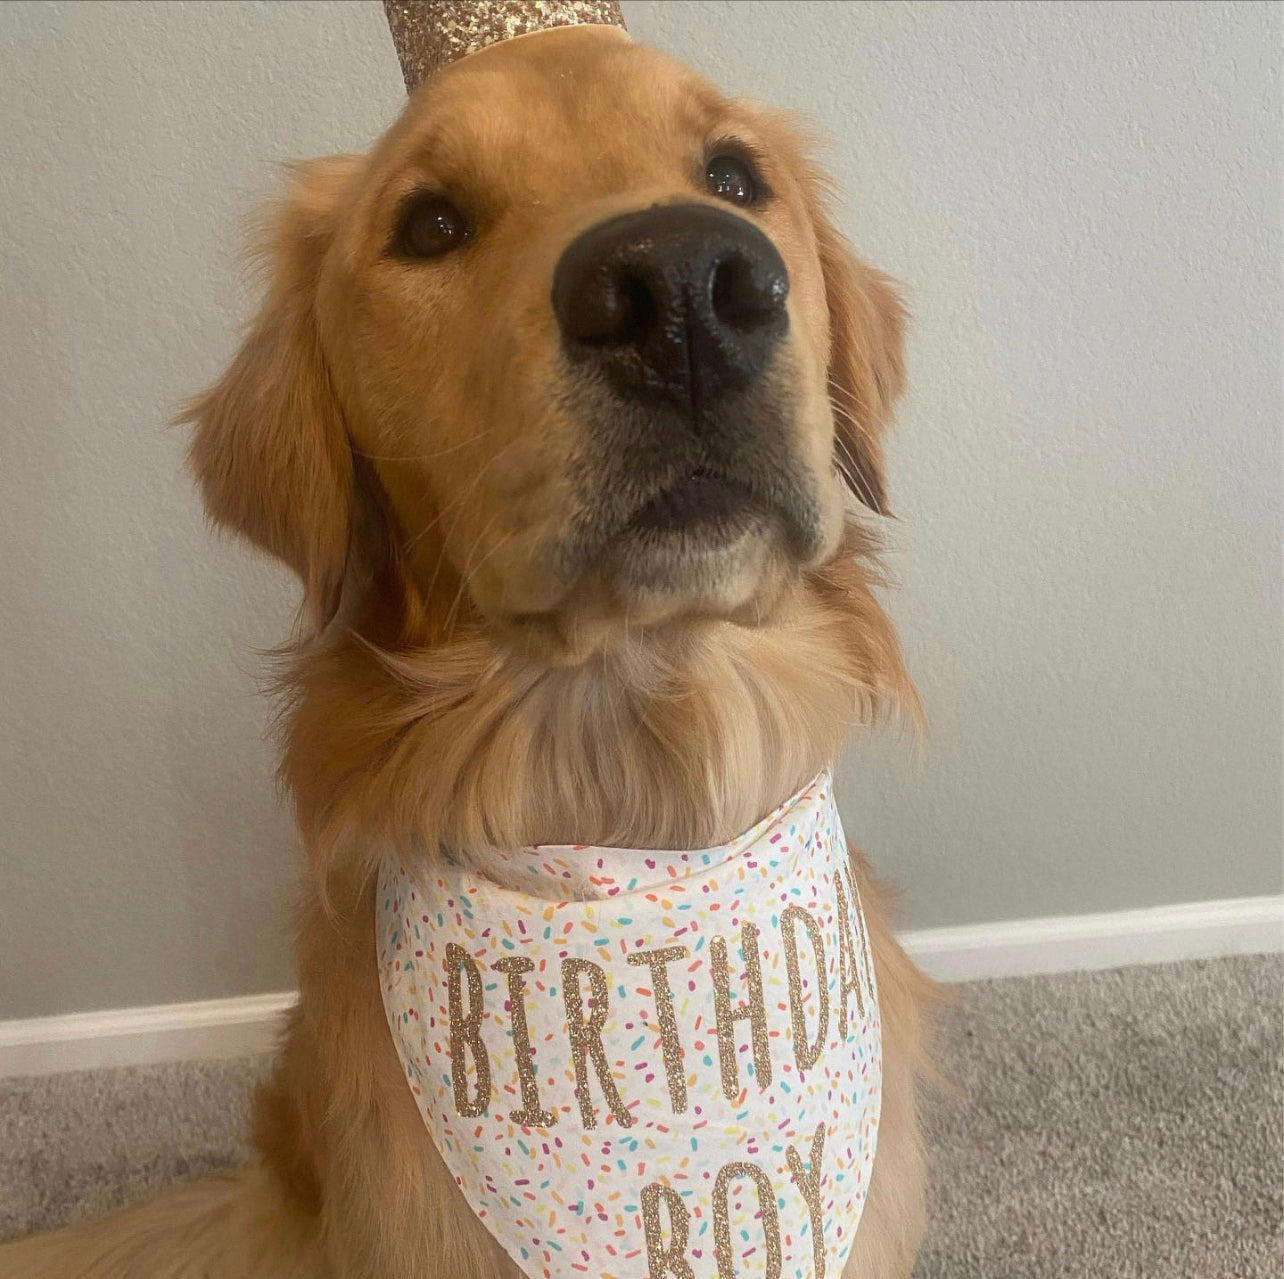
[187,26,904,657]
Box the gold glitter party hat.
[382,1,627,92]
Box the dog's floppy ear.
[184,156,361,629]
[807,186,906,516]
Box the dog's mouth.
[553,452,823,601]
[538,380,831,625]
[625,468,764,535]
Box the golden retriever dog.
[1,24,935,1279]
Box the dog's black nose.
[552,203,789,413]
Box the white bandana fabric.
[377,773,880,1279]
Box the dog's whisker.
[829,425,881,510]
[400,436,521,561]
[442,511,509,640]
[827,387,879,447]
[352,434,490,466]
[417,438,525,610]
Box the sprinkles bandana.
[378,772,880,1279]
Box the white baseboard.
[0,991,295,1080]
[1,896,1279,1078]
[899,894,1283,983]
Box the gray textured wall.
[1,2,1279,1018]
[0,1,403,1019]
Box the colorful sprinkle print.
[377,771,881,1279]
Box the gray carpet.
[2,956,1280,1277]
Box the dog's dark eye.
[705,153,759,207]
[393,193,471,260]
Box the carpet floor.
[2,955,1280,1277]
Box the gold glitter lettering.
[780,905,830,1072]
[710,922,772,1100]
[712,1160,782,1279]
[641,1181,695,1279]
[562,957,633,1130]
[833,871,865,1040]
[628,945,691,1115]
[786,1121,827,1278]
[493,956,555,1127]
[446,942,491,1118]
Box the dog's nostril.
[611,274,655,344]
[711,254,786,328]
[561,271,655,346]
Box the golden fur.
[0,26,937,1278]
